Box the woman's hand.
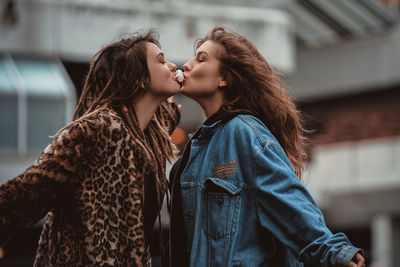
[167,96,182,111]
[349,253,365,267]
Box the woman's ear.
[141,81,150,89]
[218,79,227,88]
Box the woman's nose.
[167,62,177,72]
[183,62,191,72]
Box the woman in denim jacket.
[169,26,365,267]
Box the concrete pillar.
[393,217,400,267]
[371,214,393,267]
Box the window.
[0,55,75,154]
[0,56,18,150]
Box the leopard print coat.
[0,101,180,266]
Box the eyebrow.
[196,51,209,57]
[156,52,165,61]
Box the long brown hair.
[196,26,307,178]
[63,30,174,203]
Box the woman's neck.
[196,91,225,118]
[134,93,162,130]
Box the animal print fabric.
[0,101,180,266]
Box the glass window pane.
[13,59,64,96]
[0,57,15,93]
[27,97,65,150]
[0,95,18,148]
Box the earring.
[122,105,129,114]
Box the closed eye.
[197,56,207,63]
[156,53,167,64]
[195,51,208,63]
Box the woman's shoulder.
[86,108,123,128]
[56,108,125,143]
[225,114,279,147]
[80,108,125,130]
[224,114,266,133]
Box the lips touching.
[175,69,184,83]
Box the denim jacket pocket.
[202,177,242,239]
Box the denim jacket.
[169,111,361,267]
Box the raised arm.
[0,119,103,244]
[253,143,363,266]
[158,99,181,135]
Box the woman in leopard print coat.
[0,30,181,266]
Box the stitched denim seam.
[238,115,279,147]
[338,245,358,266]
[238,115,265,145]
[265,141,281,148]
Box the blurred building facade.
[0,0,399,266]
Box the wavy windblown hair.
[63,30,174,202]
[196,26,307,178]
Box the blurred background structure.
[0,0,399,266]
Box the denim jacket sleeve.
[253,142,361,266]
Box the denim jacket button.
[217,197,224,205]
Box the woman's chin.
[179,85,186,94]
[179,86,202,99]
